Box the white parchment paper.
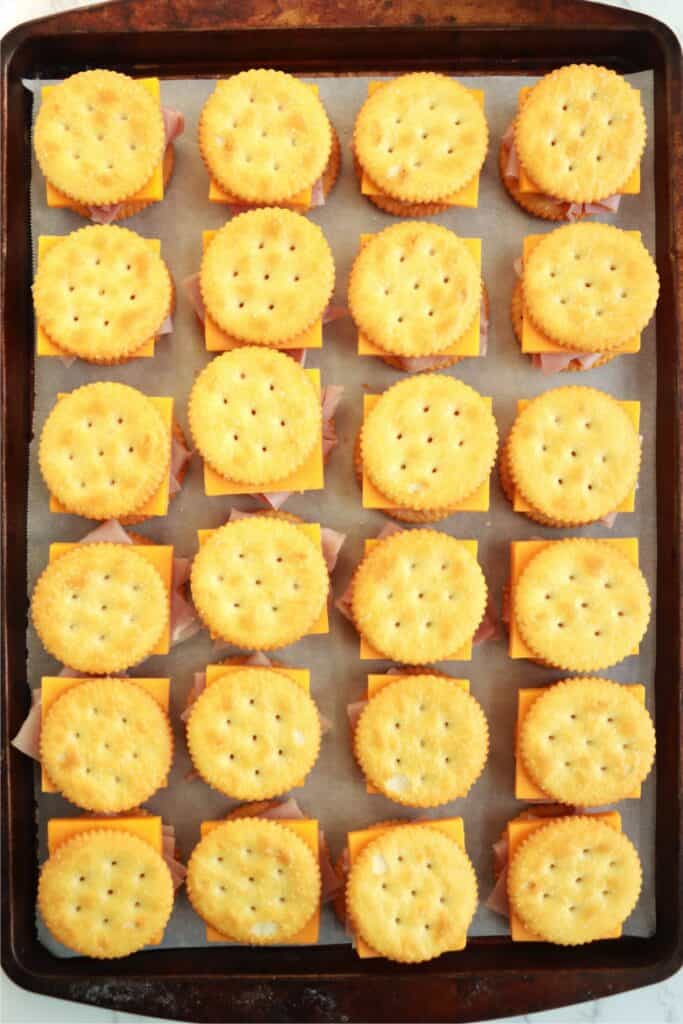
[24,71,656,955]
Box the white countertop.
[1,0,681,1021]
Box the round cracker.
[352,431,458,524]
[354,74,488,203]
[498,132,577,222]
[191,516,328,650]
[514,539,651,671]
[508,816,642,944]
[188,347,320,486]
[351,529,487,664]
[32,543,168,674]
[34,70,165,206]
[515,65,646,204]
[507,386,641,525]
[200,209,334,345]
[32,226,172,362]
[41,678,173,812]
[39,382,170,520]
[199,69,332,204]
[187,667,321,799]
[38,829,174,958]
[523,224,658,352]
[355,674,488,806]
[186,817,320,944]
[347,824,478,963]
[520,677,655,806]
[348,222,481,357]
[361,375,497,511]
[510,279,616,373]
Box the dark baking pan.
[1,0,681,1020]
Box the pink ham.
[169,433,192,497]
[88,107,184,224]
[601,510,618,528]
[486,866,510,917]
[161,108,185,146]
[335,584,354,623]
[493,835,509,875]
[320,526,346,574]
[11,689,42,761]
[171,589,202,648]
[80,518,132,545]
[533,350,604,374]
[180,671,207,723]
[479,297,490,357]
[157,314,173,336]
[377,522,403,541]
[322,304,347,325]
[161,822,187,891]
[310,177,326,209]
[502,586,511,626]
[183,272,206,322]
[256,490,292,511]
[473,596,500,645]
[347,699,367,732]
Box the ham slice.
[81,518,133,545]
[486,865,510,917]
[473,596,500,645]
[601,510,618,528]
[183,272,206,322]
[320,526,346,574]
[161,822,187,891]
[11,689,42,761]
[169,432,192,497]
[255,490,291,511]
[161,108,185,147]
[346,699,367,732]
[310,177,325,209]
[171,589,202,648]
[532,351,604,374]
[322,304,347,325]
[501,127,622,220]
[157,314,173,337]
